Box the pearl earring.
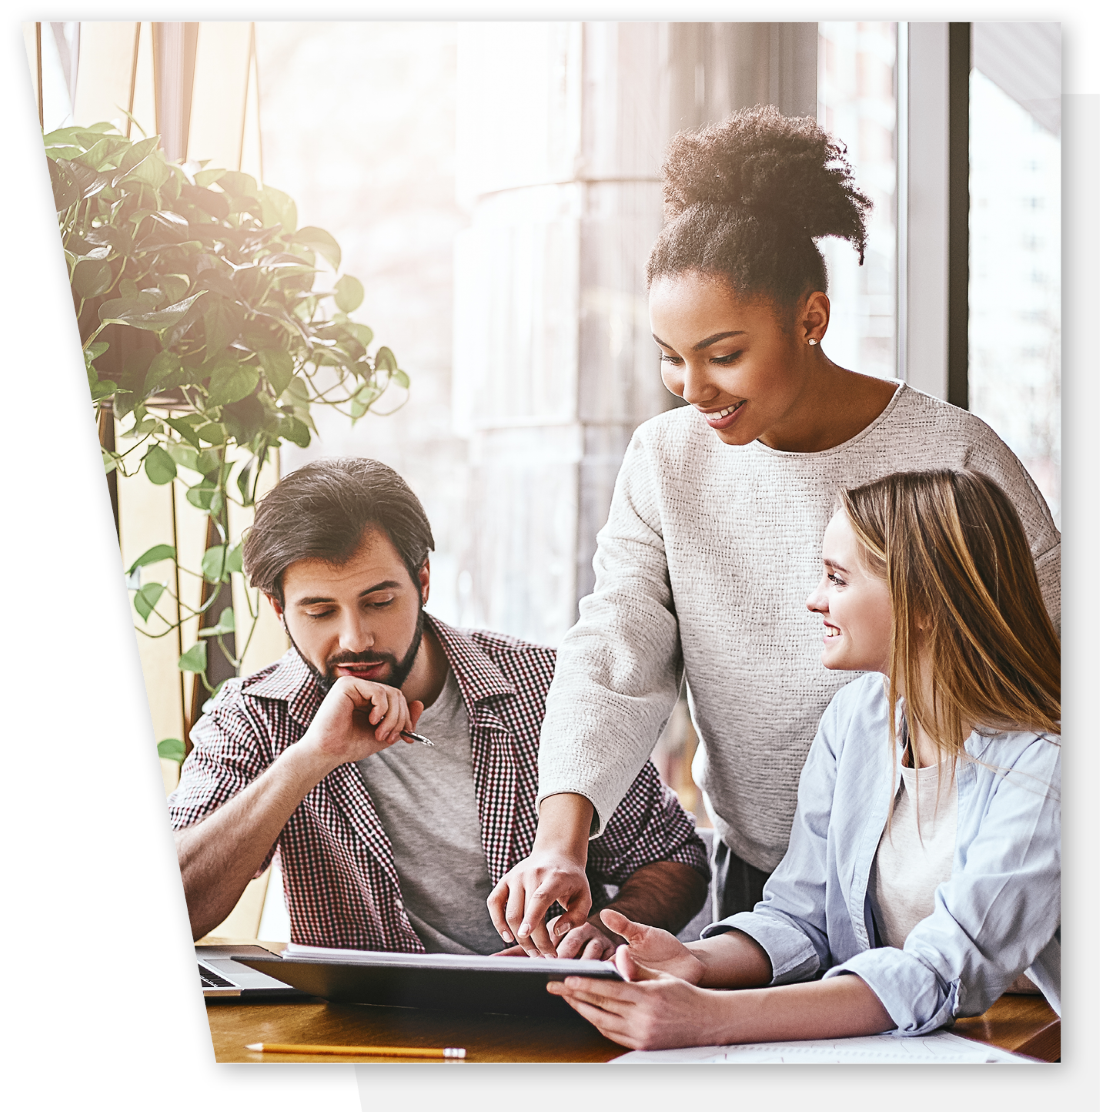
[807,338,818,346]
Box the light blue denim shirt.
[702,672,1061,1036]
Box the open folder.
[234,943,623,1018]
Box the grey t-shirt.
[355,668,502,955]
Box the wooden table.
[204,942,1059,1064]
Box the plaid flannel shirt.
[168,614,709,951]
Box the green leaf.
[48,159,80,211]
[90,379,117,402]
[225,544,244,575]
[72,258,114,299]
[166,442,201,472]
[165,415,202,449]
[334,274,364,313]
[185,482,216,511]
[99,291,205,332]
[143,350,182,394]
[157,737,186,763]
[133,581,166,622]
[199,606,236,638]
[178,642,208,673]
[118,134,160,175]
[201,545,229,583]
[126,417,160,438]
[201,298,242,356]
[143,445,177,485]
[76,136,115,172]
[344,322,374,349]
[257,350,294,397]
[84,340,110,367]
[160,273,190,304]
[206,362,259,408]
[217,170,259,198]
[236,460,255,505]
[287,375,311,402]
[374,346,398,374]
[294,226,341,270]
[260,185,297,233]
[44,125,93,146]
[196,448,222,474]
[196,423,227,446]
[391,368,410,389]
[122,153,171,190]
[126,543,177,576]
[279,415,311,448]
[194,168,225,188]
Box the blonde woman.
[546,470,1060,1048]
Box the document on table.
[611,1030,1034,1064]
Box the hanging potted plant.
[44,120,408,762]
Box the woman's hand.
[547,966,730,1050]
[486,793,595,956]
[597,908,707,984]
[544,908,718,1049]
[486,849,593,956]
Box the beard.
[290,602,426,697]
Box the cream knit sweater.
[536,384,1061,872]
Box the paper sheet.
[611,1030,1034,1064]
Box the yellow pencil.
[245,1042,466,1059]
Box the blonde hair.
[840,470,1060,768]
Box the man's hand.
[176,677,421,941]
[493,913,618,961]
[298,676,423,774]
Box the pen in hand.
[401,729,434,747]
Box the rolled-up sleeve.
[824,735,1061,1035]
[586,759,710,885]
[167,687,283,877]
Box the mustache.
[325,650,398,668]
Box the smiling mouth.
[823,625,841,639]
[699,399,746,427]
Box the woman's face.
[805,512,893,673]
[648,271,817,447]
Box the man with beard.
[169,458,709,957]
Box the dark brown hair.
[646,105,872,307]
[243,457,434,603]
[841,469,1060,764]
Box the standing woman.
[487,106,1060,956]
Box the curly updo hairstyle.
[645,105,873,309]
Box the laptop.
[198,943,310,1000]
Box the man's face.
[273,529,428,694]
